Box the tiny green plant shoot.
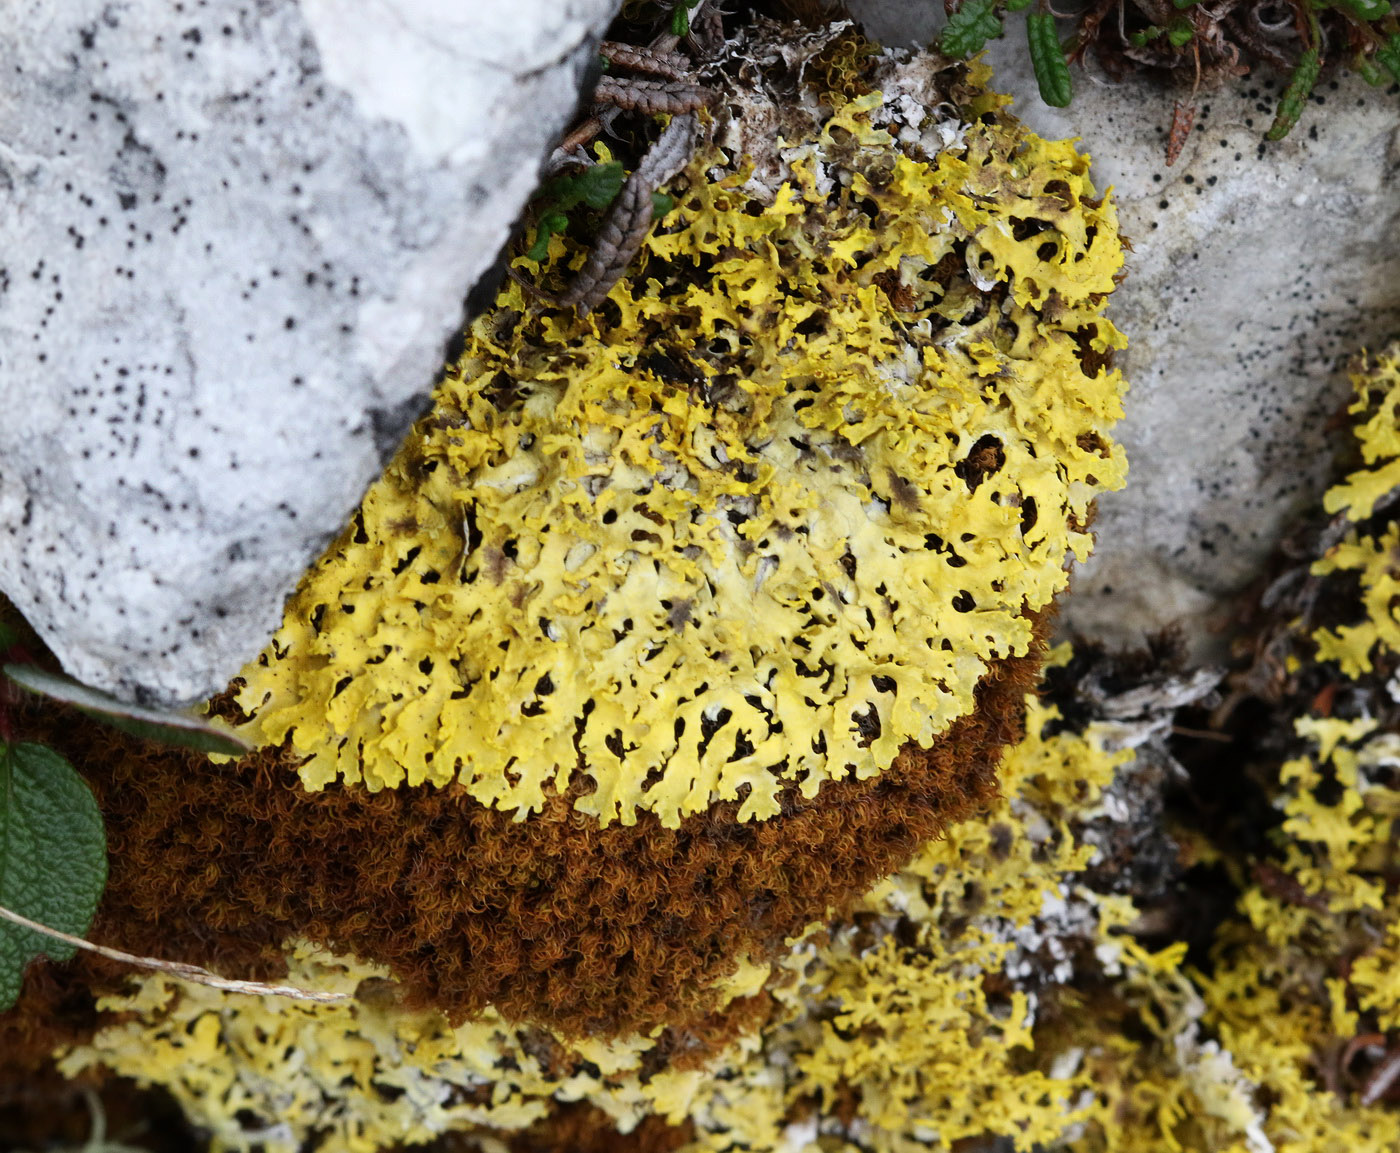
[939,0,1074,107]
[526,162,626,261]
[938,0,1400,142]
[0,620,344,1009]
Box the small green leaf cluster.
[525,162,625,262]
[1129,16,1195,48]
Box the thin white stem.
[0,903,350,1004]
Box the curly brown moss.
[0,619,1043,1091]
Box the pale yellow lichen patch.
[233,89,1127,827]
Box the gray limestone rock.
[849,0,1400,659]
[0,0,617,705]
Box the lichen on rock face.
[234,61,1127,829]
[1310,347,1400,679]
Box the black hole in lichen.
[602,509,618,525]
[1072,328,1114,377]
[1021,497,1038,534]
[697,708,733,758]
[952,591,976,612]
[988,823,1015,861]
[852,704,881,748]
[391,545,422,576]
[955,435,1005,493]
[463,502,483,556]
[1036,240,1059,262]
[535,673,554,696]
[872,675,896,695]
[839,550,857,580]
[1010,216,1050,241]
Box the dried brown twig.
[595,75,712,115]
[600,41,693,80]
[560,112,699,315]
[0,902,351,1004]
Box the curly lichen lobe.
[235,87,1127,827]
[1311,347,1400,678]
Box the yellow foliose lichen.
[233,82,1127,828]
[1312,347,1400,678]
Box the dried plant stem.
[594,75,711,115]
[1362,1047,1400,1106]
[0,902,350,1004]
[599,41,692,80]
[560,112,698,315]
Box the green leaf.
[572,162,625,211]
[1356,53,1388,86]
[526,211,571,261]
[939,0,1006,58]
[537,162,625,215]
[671,5,689,37]
[1266,46,1321,140]
[1167,16,1194,46]
[1378,34,1400,85]
[0,622,14,652]
[0,742,108,1009]
[1333,0,1391,19]
[1027,13,1073,107]
[651,191,675,220]
[1005,0,1034,11]
[2,664,253,757]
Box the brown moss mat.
[1,620,1043,1106]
